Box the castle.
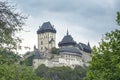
[33,22,91,69]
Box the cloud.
[11,0,120,54]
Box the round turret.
[58,30,76,47]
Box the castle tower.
[58,30,76,47]
[37,22,56,52]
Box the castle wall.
[38,32,56,52]
[33,59,47,69]
[33,51,91,69]
[59,54,84,68]
[80,50,91,66]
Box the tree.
[0,48,44,80]
[51,47,59,55]
[0,1,26,50]
[0,64,45,80]
[35,65,86,80]
[0,47,45,80]
[0,48,21,65]
[0,1,45,80]
[84,29,120,80]
[21,54,34,66]
[116,12,120,25]
[85,11,120,80]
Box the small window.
[41,41,43,45]
[41,47,43,50]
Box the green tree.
[0,1,26,50]
[0,1,46,80]
[0,47,45,80]
[0,48,20,65]
[0,64,45,80]
[116,12,120,25]
[36,65,86,80]
[51,47,59,55]
[84,29,120,80]
[21,54,34,66]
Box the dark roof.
[60,46,82,56]
[58,31,76,47]
[34,49,42,59]
[37,22,56,34]
[77,42,91,53]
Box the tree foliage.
[0,1,46,80]
[84,29,120,80]
[0,0,26,50]
[21,54,34,66]
[0,48,20,65]
[0,64,44,80]
[116,12,120,25]
[35,64,87,80]
[51,47,59,55]
[0,48,45,80]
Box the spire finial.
[67,29,69,35]
[88,41,91,48]
[34,45,36,50]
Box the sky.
[9,0,120,54]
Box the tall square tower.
[37,22,56,52]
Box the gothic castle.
[33,22,91,69]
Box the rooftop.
[34,46,43,59]
[60,46,82,56]
[37,22,56,34]
[77,42,91,53]
[58,30,76,47]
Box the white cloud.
[11,0,120,54]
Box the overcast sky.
[10,0,120,54]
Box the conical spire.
[88,42,91,49]
[34,45,36,51]
[58,29,76,47]
[67,29,69,35]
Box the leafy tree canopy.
[0,1,45,80]
[0,48,21,65]
[84,29,120,80]
[116,12,120,25]
[0,0,26,50]
[51,47,59,55]
[0,64,44,80]
[21,54,34,66]
[35,64,87,80]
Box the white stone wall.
[81,50,91,66]
[59,54,84,68]
[33,59,47,69]
[33,51,91,69]
[38,32,56,52]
